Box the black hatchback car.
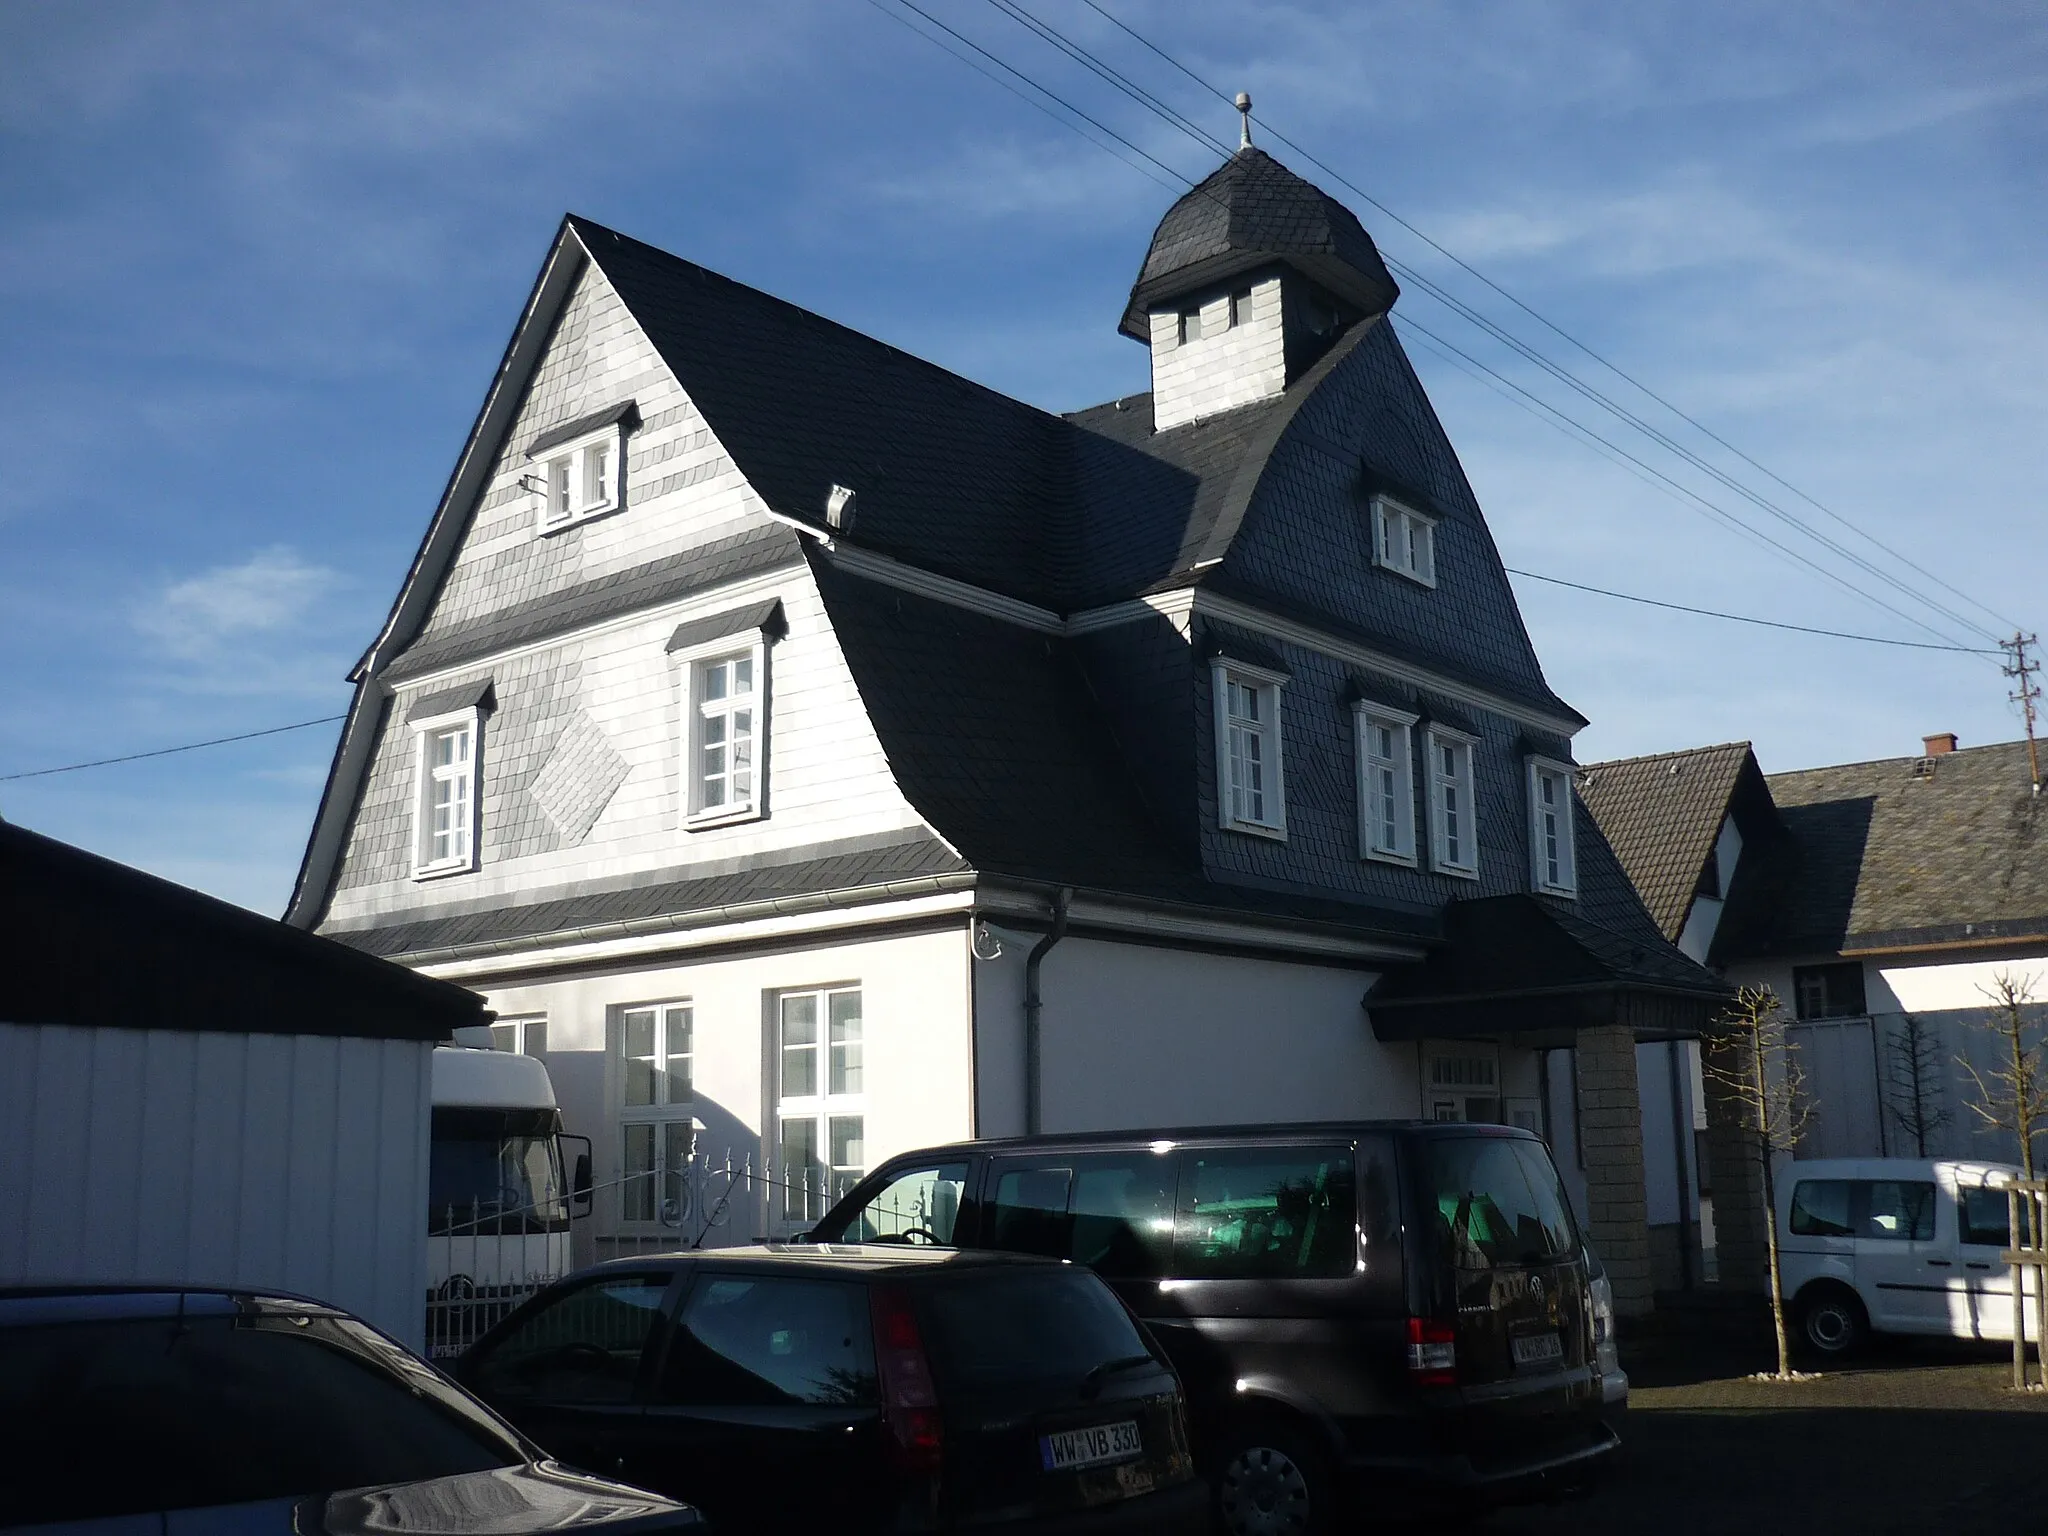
[454,1245,1206,1534]
[808,1121,1617,1532]
[0,1286,702,1534]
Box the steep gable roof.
[1579,742,1758,940]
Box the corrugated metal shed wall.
[0,1023,433,1350]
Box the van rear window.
[1426,1136,1576,1270]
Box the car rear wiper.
[1079,1354,1157,1398]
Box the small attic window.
[524,402,636,536]
[1178,305,1205,345]
[1370,493,1437,588]
[1229,286,1255,326]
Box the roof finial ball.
[1235,91,1253,150]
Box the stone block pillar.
[1700,1032,1770,1293]
[1575,1023,1654,1316]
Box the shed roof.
[1,822,484,1040]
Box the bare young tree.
[1886,1012,1953,1158]
[1959,971,2046,1239]
[1703,983,1811,1380]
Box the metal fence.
[424,1151,866,1359]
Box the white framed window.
[673,638,768,828]
[529,423,624,535]
[618,1002,695,1228]
[1370,493,1437,587]
[775,985,863,1227]
[490,1015,547,1056]
[1424,725,1479,878]
[410,708,483,878]
[1212,659,1287,838]
[1355,704,1418,865]
[1526,756,1579,897]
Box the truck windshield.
[430,1107,568,1233]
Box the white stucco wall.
[971,929,1415,1137]
[472,921,975,1253]
[0,1024,434,1349]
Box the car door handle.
[1967,1262,1992,1271]
[1925,1259,1953,1267]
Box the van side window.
[1962,1187,2015,1247]
[1859,1180,1936,1242]
[1789,1181,1853,1237]
[987,1154,1178,1278]
[1174,1146,1355,1280]
[842,1162,969,1245]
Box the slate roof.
[1120,148,1400,340]
[321,830,972,962]
[2,822,483,1039]
[1717,738,2048,959]
[1578,743,1757,940]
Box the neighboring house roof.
[1578,742,1760,940]
[1719,738,2048,960]
[1119,147,1401,340]
[1,822,483,1040]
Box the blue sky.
[2,0,2043,914]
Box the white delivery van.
[1776,1156,2032,1356]
[426,1045,592,1355]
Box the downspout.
[1023,888,1073,1135]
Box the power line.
[1072,0,2023,638]
[0,715,347,783]
[1502,569,2000,652]
[989,0,2003,648]
[937,0,1993,651]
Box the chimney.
[1922,732,1958,757]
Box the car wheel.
[1798,1287,1867,1357]
[1215,1419,1332,1536]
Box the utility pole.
[2004,632,2042,793]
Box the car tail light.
[871,1286,943,1473]
[1406,1317,1458,1387]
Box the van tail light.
[871,1286,943,1474]
[1406,1317,1458,1387]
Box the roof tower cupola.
[1125,131,1401,431]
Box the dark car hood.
[16,1465,700,1536]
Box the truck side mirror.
[560,1134,594,1216]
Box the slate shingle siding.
[1215,322,1569,716]
[1194,617,1546,916]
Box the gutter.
[346,872,981,969]
[1023,887,1073,1136]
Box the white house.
[287,146,1727,1312]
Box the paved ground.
[1482,1339,2048,1536]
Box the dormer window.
[1526,756,1578,897]
[1212,658,1287,838]
[1371,494,1437,587]
[524,403,636,536]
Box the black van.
[808,1121,1616,1532]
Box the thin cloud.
[135,545,345,669]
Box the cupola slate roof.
[1119,147,1401,340]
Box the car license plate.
[1511,1331,1563,1367]
[1041,1420,1143,1472]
